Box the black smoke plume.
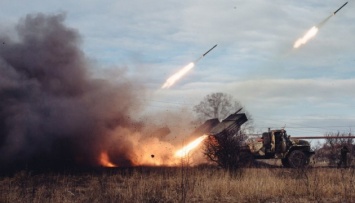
[0,13,144,170]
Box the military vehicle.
[198,110,314,168]
[244,128,315,168]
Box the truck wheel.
[281,158,290,168]
[288,150,307,168]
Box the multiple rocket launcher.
[160,2,350,162]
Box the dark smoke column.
[0,13,143,170]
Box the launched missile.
[294,2,348,49]
[334,2,348,15]
[162,44,218,88]
[202,44,217,57]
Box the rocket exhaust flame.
[175,135,208,158]
[293,26,319,48]
[161,44,217,89]
[161,62,195,89]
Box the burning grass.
[1,167,355,203]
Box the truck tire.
[288,150,307,168]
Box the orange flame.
[96,132,209,167]
[294,26,319,48]
[175,135,208,158]
[161,62,195,89]
[99,151,117,167]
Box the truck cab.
[263,129,289,158]
[247,129,314,168]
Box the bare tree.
[315,132,354,167]
[204,130,252,171]
[194,92,254,170]
[193,92,254,132]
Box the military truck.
[245,129,315,168]
[200,110,314,168]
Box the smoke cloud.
[0,13,147,169]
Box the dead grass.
[0,167,354,203]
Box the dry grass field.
[1,166,354,203]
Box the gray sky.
[1,0,355,137]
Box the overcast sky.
[1,0,354,138]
